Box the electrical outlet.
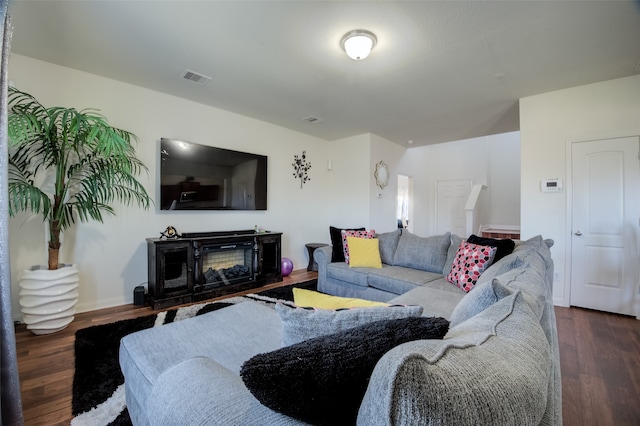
[554,272,560,282]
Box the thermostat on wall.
[541,178,563,193]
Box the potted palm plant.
[7,87,151,334]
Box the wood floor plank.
[561,376,584,425]
[573,309,604,379]
[623,351,640,398]
[15,277,640,425]
[558,341,579,379]
[579,373,617,425]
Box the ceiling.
[7,1,640,148]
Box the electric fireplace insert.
[146,230,282,309]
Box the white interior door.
[436,179,471,237]
[570,136,640,316]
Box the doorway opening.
[397,175,413,232]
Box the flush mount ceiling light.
[340,29,377,60]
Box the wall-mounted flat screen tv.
[160,138,267,210]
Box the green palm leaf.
[7,87,152,270]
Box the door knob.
[574,230,583,236]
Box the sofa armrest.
[313,245,333,282]
[358,291,551,426]
[147,357,304,426]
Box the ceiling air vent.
[303,116,322,123]
[182,69,211,85]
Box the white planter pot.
[19,264,79,335]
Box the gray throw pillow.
[513,235,545,252]
[474,255,526,288]
[393,231,451,273]
[375,229,402,265]
[449,278,513,327]
[276,303,424,346]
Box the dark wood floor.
[555,306,640,425]
[14,272,640,426]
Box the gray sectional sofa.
[316,230,467,316]
[119,233,562,425]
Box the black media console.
[146,230,282,309]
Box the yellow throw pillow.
[293,288,388,309]
[347,236,382,268]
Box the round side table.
[305,243,329,271]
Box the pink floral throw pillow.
[340,229,376,264]
[446,241,497,292]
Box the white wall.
[326,134,371,229]
[8,54,331,317]
[486,132,521,226]
[520,74,640,306]
[397,132,521,237]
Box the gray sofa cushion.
[474,253,526,287]
[358,290,551,426]
[326,262,370,287]
[375,229,402,265]
[148,357,306,426]
[240,316,450,426]
[367,266,444,295]
[477,248,549,321]
[483,235,552,283]
[393,231,451,273]
[449,278,513,327]
[120,301,282,424]
[276,302,424,346]
[442,233,464,276]
[514,234,553,252]
[389,285,465,320]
